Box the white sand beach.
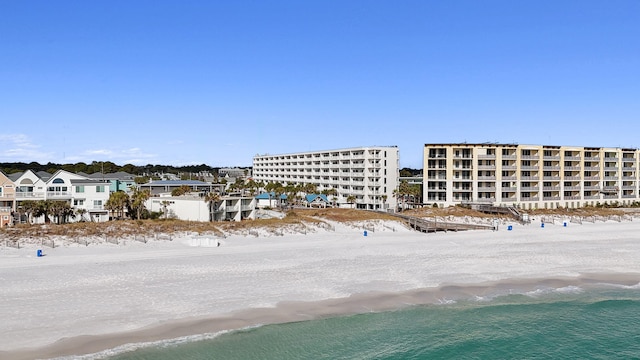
[2,218,640,359]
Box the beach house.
[0,171,16,227]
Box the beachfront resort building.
[423,143,640,209]
[252,146,400,210]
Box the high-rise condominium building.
[253,146,400,210]
[424,143,639,210]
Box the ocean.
[76,283,640,360]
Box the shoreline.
[5,272,640,360]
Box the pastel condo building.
[424,143,640,210]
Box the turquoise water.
[104,286,640,360]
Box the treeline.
[1,161,222,176]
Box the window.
[94,200,103,207]
[52,178,64,184]
[0,187,2,196]
[96,186,105,193]
[76,186,85,193]
[74,199,84,206]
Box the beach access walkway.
[382,212,496,233]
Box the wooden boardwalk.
[385,212,495,233]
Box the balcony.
[564,176,581,181]
[543,156,561,160]
[478,165,496,170]
[521,186,540,191]
[15,192,45,199]
[520,176,540,181]
[543,166,561,171]
[502,154,517,160]
[564,156,581,161]
[583,176,600,181]
[564,186,581,191]
[603,195,619,199]
[521,197,540,201]
[543,196,561,201]
[478,155,496,160]
[478,176,496,180]
[0,206,12,213]
[477,198,496,203]
[543,176,560,180]
[583,157,600,161]
[501,187,517,192]
[520,166,539,170]
[584,186,601,191]
[501,176,517,180]
[584,196,600,199]
[564,166,581,171]
[543,186,560,191]
[501,165,517,170]
[46,191,72,199]
[520,155,539,160]
[565,196,582,200]
[478,187,496,192]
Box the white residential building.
[146,195,256,222]
[253,146,400,210]
[13,170,110,223]
[424,143,640,210]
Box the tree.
[394,180,413,210]
[49,201,73,224]
[265,182,284,208]
[106,191,129,219]
[160,200,172,219]
[20,200,38,224]
[75,208,88,222]
[171,185,192,197]
[346,195,356,209]
[321,188,338,207]
[204,192,221,222]
[245,179,259,196]
[130,187,151,220]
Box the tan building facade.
[423,143,639,209]
[0,171,16,227]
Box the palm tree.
[204,192,221,222]
[130,187,151,220]
[20,200,38,224]
[171,185,192,197]
[321,188,338,207]
[106,191,129,219]
[265,182,284,209]
[346,195,356,209]
[75,208,88,222]
[160,200,171,219]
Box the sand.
[1,218,640,359]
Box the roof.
[36,171,52,181]
[255,192,287,200]
[305,194,329,203]
[70,179,111,185]
[86,172,135,181]
[141,180,212,186]
[7,172,22,182]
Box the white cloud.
[0,133,54,162]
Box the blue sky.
[1,1,639,169]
